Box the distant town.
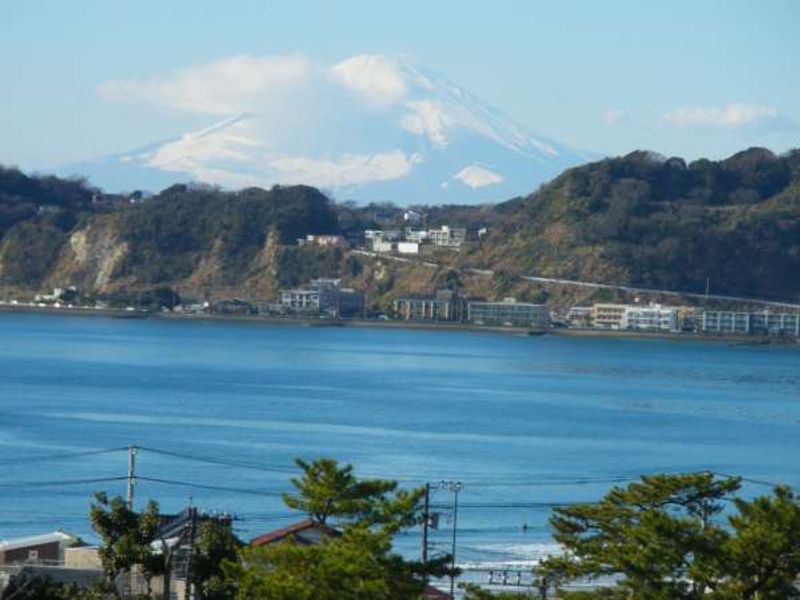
[2,211,799,341]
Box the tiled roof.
[250,519,322,546]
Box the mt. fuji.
[68,54,593,204]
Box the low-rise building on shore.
[623,304,680,332]
[591,304,627,329]
[468,299,550,329]
[280,278,363,318]
[702,310,800,336]
[393,290,465,322]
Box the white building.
[623,304,679,332]
[703,310,800,336]
[297,234,348,248]
[396,242,420,255]
[403,210,422,225]
[404,228,428,243]
[365,229,401,252]
[427,226,466,248]
[280,279,363,317]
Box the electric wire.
[137,445,297,474]
[0,476,127,490]
[135,475,286,497]
[0,446,128,466]
[1,447,795,504]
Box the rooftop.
[250,519,338,547]
[0,532,77,552]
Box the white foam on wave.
[457,541,561,570]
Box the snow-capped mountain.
[66,54,593,204]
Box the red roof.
[251,522,450,599]
[250,519,337,547]
[423,586,452,599]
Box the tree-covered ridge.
[0,165,95,210]
[0,174,341,292]
[0,166,95,236]
[480,148,800,300]
[116,184,339,285]
[2,147,800,305]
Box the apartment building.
[703,310,800,336]
[591,304,627,329]
[427,226,466,248]
[467,299,550,329]
[623,304,680,332]
[280,278,363,318]
[393,290,465,322]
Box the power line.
[135,475,286,497]
[0,447,128,466]
[0,476,127,490]
[464,476,638,487]
[137,446,296,475]
[430,502,579,510]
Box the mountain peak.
[64,53,592,204]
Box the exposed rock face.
[240,225,280,300]
[48,217,129,292]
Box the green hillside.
[1,147,799,307]
[473,148,800,301]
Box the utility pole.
[448,481,463,599]
[705,277,710,298]
[183,507,198,600]
[421,483,430,569]
[127,445,137,509]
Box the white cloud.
[400,100,450,146]
[97,54,310,115]
[268,151,417,188]
[95,52,581,193]
[453,164,504,189]
[662,103,779,128]
[604,108,627,126]
[329,54,408,106]
[145,115,260,169]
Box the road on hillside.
[350,249,800,309]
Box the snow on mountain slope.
[66,54,593,204]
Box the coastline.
[1,303,797,347]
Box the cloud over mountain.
[662,103,781,129]
[82,53,592,203]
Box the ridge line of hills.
[1,146,799,310]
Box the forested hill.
[0,173,340,299]
[1,148,799,306]
[473,148,800,301]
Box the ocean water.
[0,312,798,572]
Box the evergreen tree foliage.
[232,458,454,600]
[537,473,800,600]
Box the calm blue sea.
[0,312,798,570]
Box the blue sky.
[1,0,798,172]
